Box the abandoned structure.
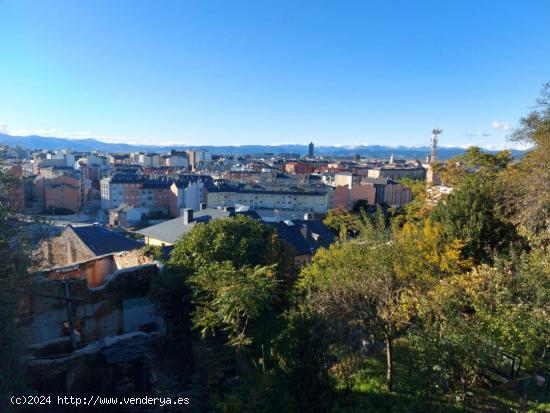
[38,224,142,268]
[22,254,163,396]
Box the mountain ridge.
[0,132,524,160]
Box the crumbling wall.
[113,249,152,269]
[26,332,153,395]
[47,255,118,288]
[27,347,111,395]
[40,227,95,268]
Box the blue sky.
[1,0,549,148]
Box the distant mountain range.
[0,132,524,160]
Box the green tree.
[430,172,522,264]
[157,216,295,410]
[410,248,550,402]
[501,82,550,247]
[396,178,430,224]
[323,206,364,239]
[458,146,512,172]
[169,215,281,270]
[300,213,418,392]
[188,262,277,353]
[434,146,513,188]
[142,244,165,261]
[272,306,335,413]
[0,166,31,408]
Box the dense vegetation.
[0,166,32,409]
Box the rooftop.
[136,208,261,245]
[268,219,335,256]
[70,225,142,256]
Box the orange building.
[283,161,316,174]
[44,175,83,213]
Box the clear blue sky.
[1,0,549,148]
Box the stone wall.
[113,249,152,269]
[39,227,95,268]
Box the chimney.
[200,202,207,211]
[224,206,236,216]
[300,224,308,240]
[182,208,193,225]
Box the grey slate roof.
[70,225,142,256]
[361,177,396,185]
[136,208,261,245]
[268,219,335,256]
[110,173,144,184]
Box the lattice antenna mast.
[430,128,442,164]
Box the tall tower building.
[308,142,314,158]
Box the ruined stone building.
[22,254,164,395]
[38,224,142,268]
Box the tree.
[458,146,512,172]
[142,244,165,261]
[157,215,295,410]
[395,178,430,224]
[430,172,522,264]
[410,248,550,401]
[300,213,417,392]
[323,206,364,239]
[187,262,277,353]
[434,146,513,188]
[272,305,335,413]
[169,215,285,271]
[394,218,473,281]
[0,166,31,408]
[501,82,550,247]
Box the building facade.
[207,183,333,214]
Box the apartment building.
[100,174,144,210]
[100,173,211,217]
[332,175,412,210]
[207,182,334,214]
[165,154,189,169]
[283,161,317,174]
[43,174,84,213]
[187,150,211,171]
[138,153,161,168]
[367,166,426,180]
[334,172,363,188]
[169,176,210,217]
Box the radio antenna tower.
[430,128,442,164]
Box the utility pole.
[62,278,77,350]
[34,279,83,350]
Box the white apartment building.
[138,153,161,168]
[207,186,333,214]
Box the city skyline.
[1,1,549,149]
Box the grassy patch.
[331,341,549,412]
